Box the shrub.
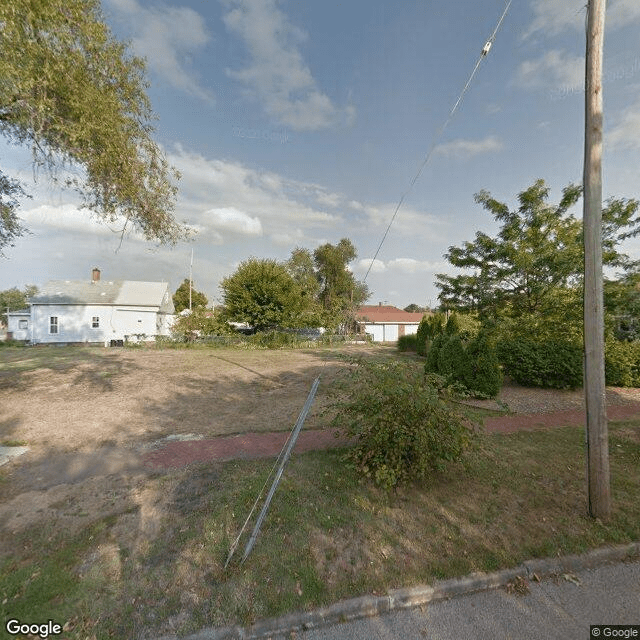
[397,334,418,352]
[605,340,640,387]
[415,316,430,356]
[444,313,460,335]
[425,334,446,373]
[497,338,583,389]
[329,359,477,490]
[437,334,468,383]
[463,332,503,397]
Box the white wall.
[30,304,167,343]
[363,322,420,342]
[7,314,30,341]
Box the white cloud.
[516,50,584,91]
[608,103,640,150]
[202,207,262,235]
[524,0,640,39]
[104,0,214,103]
[221,0,353,130]
[19,204,146,240]
[168,147,340,245]
[386,258,448,273]
[358,202,442,238]
[434,136,504,159]
[354,258,386,274]
[353,257,447,275]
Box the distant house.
[355,304,427,342]
[6,268,175,345]
[6,309,31,341]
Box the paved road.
[271,561,640,640]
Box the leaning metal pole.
[240,376,321,565]
[583,0,610,519]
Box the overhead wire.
[363,0,512,282]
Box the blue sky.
[2,0,640,309]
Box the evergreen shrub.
[605,340,640,387]
[397,334,418,352]
[463,332,503,397]
[497,338,583,389]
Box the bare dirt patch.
[0,345,361,556]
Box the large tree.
[436,179,638,338]
[313,238,369,329]
[0,0,185,253]
[220,258,315,331]
[172,279,208,313]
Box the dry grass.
[1,345,640,639]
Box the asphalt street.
[271,561,640,640]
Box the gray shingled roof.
[30,280,174,311]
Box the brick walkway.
[142,403,640,471]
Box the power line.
[363,0,512,282]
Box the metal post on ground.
[240,376,320,565]
[583,0,610,519]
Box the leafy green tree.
[170,307,229,341]
[0,285,38,324]
[0,0,185,253]
[221,258,314,331]
[313,238,369,330]
[172,279,208,313]
[286,247,321,300]
[404,303,429,313]
[436,179,638,339]
[0,174,29,257]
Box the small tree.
[173,279,208,313]
[221,258,314,331]
[329,359,476,490]
[0,285,38,325]
[170,307,229,341]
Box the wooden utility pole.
[583,0,610,519]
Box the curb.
[161,542,640,639]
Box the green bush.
[397,334,418,352]
[605,340,640,387]
[444,313,460,335]
[329,359,477,490]
[497,338,583,389]
[437,334,468,383]
[425,334,446,373]
[425,331,502,398]
[463,332,503,397]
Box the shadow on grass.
[0,345,142,392]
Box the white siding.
[404,324,419,336]
[30,304,169,343]
[7,314,30,341]
[362,322,420,342]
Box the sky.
[2,0,640,310]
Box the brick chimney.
[91,267,101,283]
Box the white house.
[6,309,31,341]
[355,304,427,342]
[8,268,175,345]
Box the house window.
[18,319,28,329]
[92,316,100,328]
[49,317,58,334]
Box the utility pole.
[583,0,610,519]
[189,248,193,311]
